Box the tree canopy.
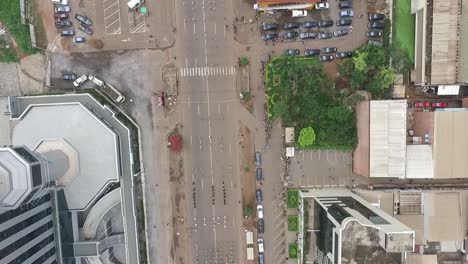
[298,127,316,147]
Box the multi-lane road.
[174,0,242,262]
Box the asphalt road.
[173,0,242,262]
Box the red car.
[414,102,430,108]
[432,102,448,108]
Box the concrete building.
[0,94,141,264]
[299,189,415,264]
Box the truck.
[246,231,254,260]
[101,82,126,103]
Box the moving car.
[73,74,88,87]
[414,101,430,108]
[292,10,307,17]
[319,55,334,62]
[432,102,448,108]
[336,51,353,59]
[88,75,105,86]
[299,32,316,39]
[256,168,262,181]
[128,0,144,10]
[73,37,86,43]
[318,32,332,39]
[367,30,382,37]
[60,29,75,36]
[262,23,279,31]
[304,49,320,56]
[284,49,300,56]
[258,219,264,234]
[256,189,263,203]
[339,1,352,9]
[333,29,349,37]
[255,151,261,166]
[340,10,354,17]
[62,73,76,80]
[322,47,337,54]
[75,14,93,25]
[55,20,72,28]
[257,205,264,219]
[282,31,299,40]
[336,18,352,26]
[52,0,69,4]
[258,238,264,253]
[283,22,300,29]
[368,21,385,29]
[262,33,278,41]
[315,2,329,9]
[368,13,386,20]
[79,24,93,35]
[302,21,317,28]
[55,6,71,13]
[318,20,333,27]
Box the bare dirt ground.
[239,121,256,230]
[353,92,370,177]
[367,0,388,13]
[169,125,190,264]
[33,0,57,49]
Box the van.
[128,0,144,10]
[247,245,254,260]
[246,231,254,245]
[88,75,104,87]
[256,168,262,181]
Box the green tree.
[338,59,354,78]
[353,51,368,72]
[377,67,396,89]
[298,127,316,147]
[390,42,412,73]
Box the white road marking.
[229,144,231,153]
[190,135,193,145]
[197,104,200,116]
[201,178,204,190]
[214,23,217,34]
[193,23,196,34]
[227,104,230,112]
[218,104,221,114]
[104,1,119,12]
[180,66,236,77]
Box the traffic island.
[236,57,253,113]
[289,243,299,259]
[288,215,299,232]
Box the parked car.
[79,24,93,35]
[55,13,69,22]
[88,75,105,86]
[55,6,71,13]
[73,37,86,43]
[315,2,329,9]
[414,101,430,108]
[284,49,300,56]
[304,49,320,56]
[257,205,264,219]
[283,22,300,29]
[318,20,333,27]
[255,151,261,166]
[368,21,385,29]
[62,73,76,80]
[368,13,386,20]
[292,10,307,17]
[336,51,352,59]
[256,168,262,181]
[262,33,278,41]
[333,29,349,37]
[258,219,264,234]
[322,47,337,54]
[302,21,317,28]
[283,31,299,40]
[75,14,93,25]
[258,238,265,253]
[319,55,334,62]
[340,9,354,17]
[262,23,279,31]
[73,74,88,87]
[339,1,352,9]
[318,32,332,39]
[336,18,352,26]
[52,0,69,4]
[60,29,75,37]
[259,254,265,264]
[432,102,448,108]
[367,30,382,37]
[299,32,316,40]
[256,189,263,203]
[128,0,145,10]
[55,20,72,28]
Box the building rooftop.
[460,0,468,82]
[406,254,438,264]
[425,192,463,242]
[11,103,120,210]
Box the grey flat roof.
[12,104,120,210]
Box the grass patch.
[288,215,299,232]
[288,243,299,259]
[0,37,19,62]
[0,0,37,55]
[394,0,415,64]
[287,189,299,208]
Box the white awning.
[437,85,460,95]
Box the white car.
[88,75,105,87]
[315,2,329,9]
[52,0,69,5]
[73,74,88,87]
[258,238,264,253]
[128,0,144,10]
[257,205,264,219]
[292,10,307,17]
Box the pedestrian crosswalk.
[180,66,236,77]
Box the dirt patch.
[169,125,191,264]
[238,122,257,230]
[323,61,338,81]
[353,92,370,177]
[367,0,388,13]
[33,0,57,48]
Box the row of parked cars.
[367,13,386,38]
[254,151,265,264]
[284,47,352,62]
[414,101,448,108]
[53,1,93,43]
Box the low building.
[254,0,318,11]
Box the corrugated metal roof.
[406,145,433,178]
[406,255,438,264]
[424,192,463,242]
[370,100,407,178]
